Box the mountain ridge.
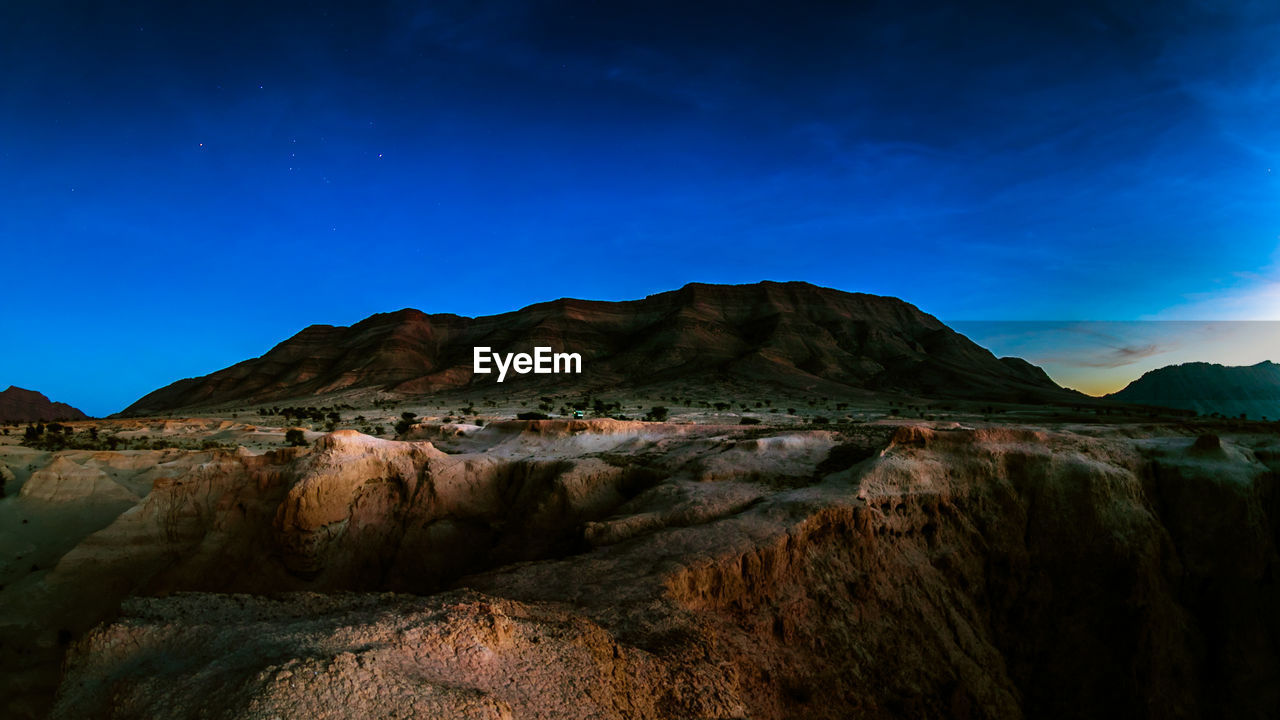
[0,386,88,422]
[1106,359,1280,419]
[121,281,1084,415]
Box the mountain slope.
[0,386,88,422]
[122,281,1080,415]
[1107,360,1280,419]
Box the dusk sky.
[3,1,1280,415]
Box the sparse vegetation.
[19,424,235,452]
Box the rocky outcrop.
[52,590,746,720]
[120,282,1080,415]
[13,421,1280,719]
[18,456,139,505]
[0,463,14,497]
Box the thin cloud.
[1032,325,1172,369]
[953,321,1176,370]
[1065,343,1164,368]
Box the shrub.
[644,406,669,422]
[285,429,308,447]
[394,413,418,435]
[739,417,761,425]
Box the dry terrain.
[1,408,1278,719]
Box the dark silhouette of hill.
[122,281,1082,415]
[1107,360,1280,419]
[0,386,88,422]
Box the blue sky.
[2,1,1280,415]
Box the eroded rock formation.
[3,420,1276,719]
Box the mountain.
[0,386,88,422]
[1107,360,1280,419]
[121,281,1081,415]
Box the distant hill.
[1106,360,1280,419]
[0,386,88,422]
[121,281,1083,415]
